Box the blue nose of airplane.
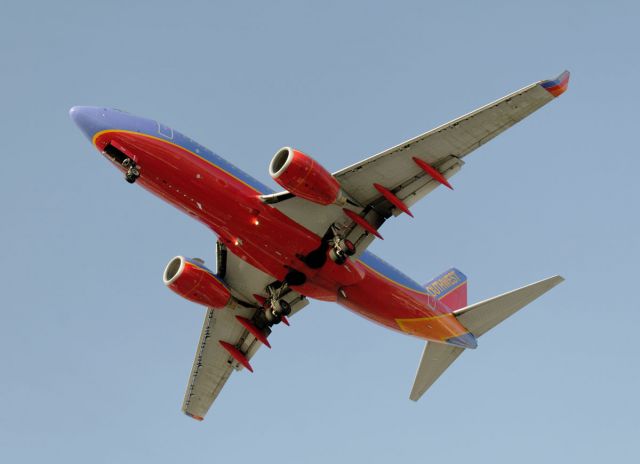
[69,106,110,141]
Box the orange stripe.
[396,313,468,341]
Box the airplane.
[70,71,569,421]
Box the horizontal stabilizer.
[409,275,564,401]
[454,275,564,338]
[410,342,464,401]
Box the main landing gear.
[262,269,305,325]
[264,296,291,325]
[122,158,140,184]
[328,236,356,265]
[302,224,358,269]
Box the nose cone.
[69,106,109,141]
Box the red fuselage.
[71,106,473,347]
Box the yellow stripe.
[396,313,449,324]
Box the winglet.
[185,412,204,421]
[541,70,570,97]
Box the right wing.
[182,244,308,420]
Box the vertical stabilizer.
[424,268,467,310]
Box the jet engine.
[163,256,232,308]
[269,147,343,205]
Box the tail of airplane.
[424,268,468,310]
[409,274,564,401]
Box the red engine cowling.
[163,256,231,308]
[269,147,341,205]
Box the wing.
[264,71,570,253]
[410,342,465,401]
[182,243,308,420]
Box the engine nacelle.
[269,147,342,205]
[163,256,232,308]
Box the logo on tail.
[424,268,467,310]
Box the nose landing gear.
[122,158,140,184]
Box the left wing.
[264,71,570,255]
[182,244,308,420]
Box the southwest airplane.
[70,71,569,420]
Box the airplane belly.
[92,130,452,322]
[93,131,357,298]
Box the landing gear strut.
[264,298,291,324]
[328,236,356,265]
[303,225,357,268]
[262,270,305,325]
[122,158,140,184]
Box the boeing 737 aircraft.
[70,71,569,420]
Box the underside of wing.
[182,244,308,420]
[264,72,569,254]
[334,71,570,210]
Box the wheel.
[329,248,347,265]
[342,239,356,256]
[125,173,137,184]
[130,168,140,177]
[264,307,281,324]
[278,299,291,316]
[122,158,132,168]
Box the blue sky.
[1,1,638,462]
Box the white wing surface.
[265,72,569,253]
[182,245,308,420]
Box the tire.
[264,308,279,324]
[125,174,136,184]
[278,299,291,316]
[343,239,356,256]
